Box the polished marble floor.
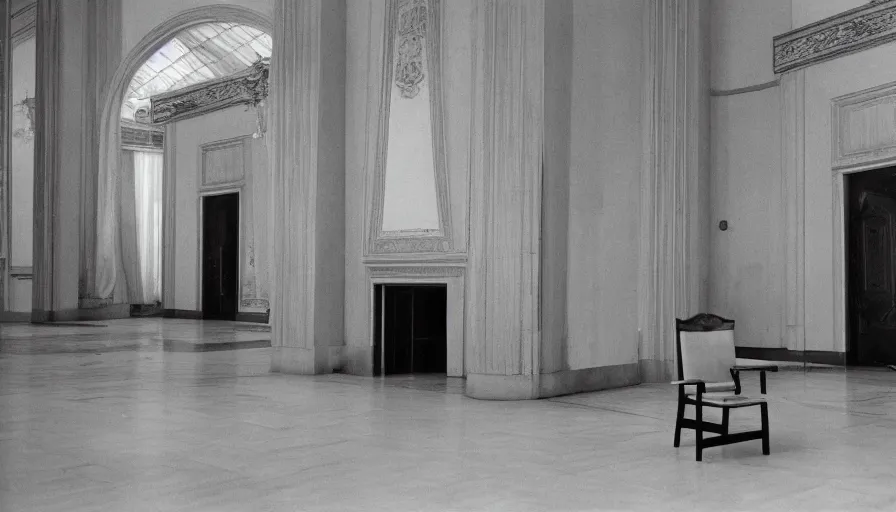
[1,319,895,511]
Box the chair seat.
[696,393,766,408]
[684,381,736,394]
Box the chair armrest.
[732,365,779,372]
[671,379,705,386]
[730,366,776,395]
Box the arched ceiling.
[121,22,272,121]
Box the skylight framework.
[121,22,272,120]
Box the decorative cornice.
[710,78,779,97]
[774,1,896,74]
[368,265,464,279]
[136,59,269,125]
[120,119,163,150]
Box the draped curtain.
[112,150,163,305]
[133,151,163,304]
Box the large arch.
[94,5,272,302]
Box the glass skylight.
[121,22,272,121]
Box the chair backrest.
[676,314,736,383]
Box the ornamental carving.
[394,0,427,99]
[136,59,269,125]
[368,265,464,279]
[774,2,896,74]
[240,298,269,310]
[368,0,453,256]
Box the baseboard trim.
[24,305,130,323]
[162,309,203,320]
[734,347,846,366]
[235,312,269,324]
[538,363,641,399]
[163,338,271,352]
[465,374,539,400]
[0,311,31,322]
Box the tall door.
[202,193,239,320]
[848,169,896,366]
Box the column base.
[538,363,641,398]
[271,346,329,375]
[465,374,539,400]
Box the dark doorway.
[373,285,447,375]
[202,193,239,320]
[847,168,896,366]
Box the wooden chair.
[672,313,778,461]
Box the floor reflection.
[0,318,894,511]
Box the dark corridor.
[202,193,239,321]
[847,167,896,366]
[374,285,448,376]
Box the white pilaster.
[638,0,711,382]
[464,0,545,400]
[269,0,345,374]
[0,0,10,312]
[161,123,176,310]
[781,70,806,353]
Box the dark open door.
[202,193,239,320]
[848,169,896,366]
[374,285,447,375]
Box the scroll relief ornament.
[394,0,427,99]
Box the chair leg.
[722,408,730,435]
[674,392,685,448]
[695,400,703,461]
[760,402,770,455]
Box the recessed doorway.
[846,167,896,366]
[373,284,448,376]
[202,193,240,320]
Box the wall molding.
[710,78,779,97]
[135,59,269,126]
[200,135,250,188]
[735,347,845,366]
[366,0,453,255]
[774,1,896,74]
[831,80,896,170]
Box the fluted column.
[637,0,711,382]
[269,0,345,374]
[464,0,545,400]
[33,0,104,320]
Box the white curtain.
[133,151,163,304]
